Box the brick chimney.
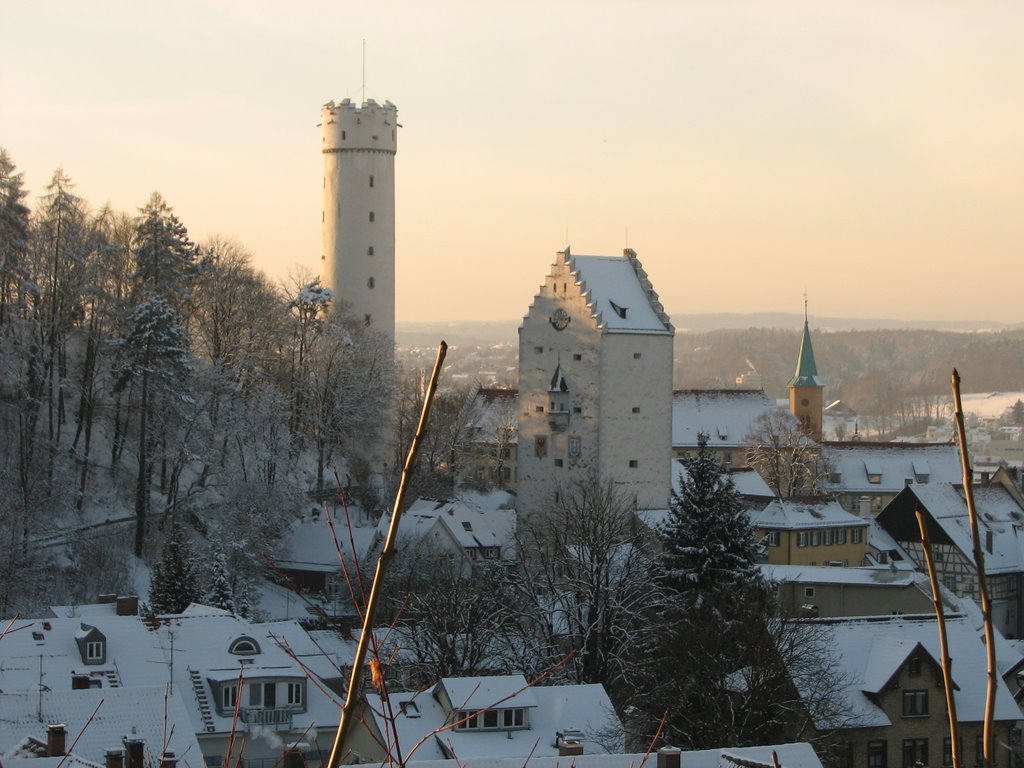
[47,724,67,757]
[106,748,124,768]
[558,742,584,757]
[116,596,140,616]
[124,738,145,768]
[283,745,306,768]
[159,751,176,768]
[658,747,682,768]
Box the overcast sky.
[3,1,1022,324]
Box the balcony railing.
[239,708,294,729]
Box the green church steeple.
[788,301,823,388]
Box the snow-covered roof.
[885,482,1024,574]
[800,614,1021,729]
[277,512,377,572]
[759,564,927,588]
[823,442,962,495]
[0,687,202,767]
[564,251,672,335]
[386,742,823,768]
[752,498,867,531]
[377,497,516,555]
[671,390,776,449]
[671,462,773,500]
[465,389,517,441]
[362,677,621,762]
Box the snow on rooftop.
[671,390,776,448]
[566,253,671,335]
[759,564,924,588]
[823,442,962,494]
[752,498,867,530]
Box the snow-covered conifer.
[148,524,201,615]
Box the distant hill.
[397,313,1023,348]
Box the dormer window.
[86,640,104,662]
[609,300,627,319]
[229,636,261,656]
[75,624,106,665]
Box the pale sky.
[3,1,1022,324]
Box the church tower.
[788,305,825,441]
[319,98,398,345]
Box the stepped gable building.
[788,308,825,441]
[516,247,674,518]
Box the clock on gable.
[550,308,571,331]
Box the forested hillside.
[0,151,392,615]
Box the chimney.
[159,752,176,768]
[986,529,994,554]
[116,596,140,616]
[283,745,306,768]
[559,742,584,757]
[106,748,125,768]
[658,747,682,768]
[47,724,67,757]
[124,739,145,768]
[72,673,91,690]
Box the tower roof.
[789,319,824,388]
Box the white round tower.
[319,98,398,343]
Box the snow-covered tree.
[132,192,197,309]
[205,549,236,614]
[0,148,31,324]
[745,407,830,498]
[148,523,201,615]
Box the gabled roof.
[795,615,1020,730]
[671,390,776,449]
[822,442,962,495]
[378,497,516,555]
[362,677,621,762]
[671,462,773,500]
[880,482,1024,575]
[559,248,672,335]
[789,320,824,388]
[752,498,868,531]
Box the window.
[367,277,375,289]
[633,352,642,359]
[902,690,928,717]
[287,682,302,706]
[86,640,103,661]
[908,656,922,676]
[765,531,780,547]
[797,531,809,548]
[868,473,882,484]
[632,407,640,414]
[572,406,582,414]
[534,435,547,458]
[811,531,821,546]
[833,743,854,768]
[534,405,544,413]
[573,353,582,361]
[222,684,238,710]
[975,735,985,767]
[824,530,834,546]
[942,738,952,768]
[804,587,816,598]
[852,528,863,544]
[609,300,627,318]
[502,708,525,728]
[341,130,346,140]
[868,741,888,768]
[369,175,374,187]
[554,459,563,467]
[902,738,928,768]
[534,346,543,354]
[369,211,375,222]
[229,637,260,655]
[364,313,372,325]
[837,529,847,545]
[455,711,479,729]
[483,710,498,728]
[629,460,638,468]
[367,246,374,255]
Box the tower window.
[629,460,638,468]
[321,211,324,222]
[367,246,374,255]
[573,354,582,361]
[573,406,581,414]
[369,175,374,187]
[367,277,375,289]
[534,346,543,354]
[633,352,642,359]
[369,211,375,222]
[632,407,640,414]
[342,130,346,140]
[554,459,563,467]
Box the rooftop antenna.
[362,39,366,103]
[804,291,809,323]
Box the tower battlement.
[320,98,398,153]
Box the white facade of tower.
[320,98,398,343]
[517,247,674,519]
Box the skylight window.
[462,521,472,531]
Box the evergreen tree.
[132,192,197,310]
[205,549,235,614]
[0,148,31,325]
[148,524,200,615]
[629,432,769,750]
